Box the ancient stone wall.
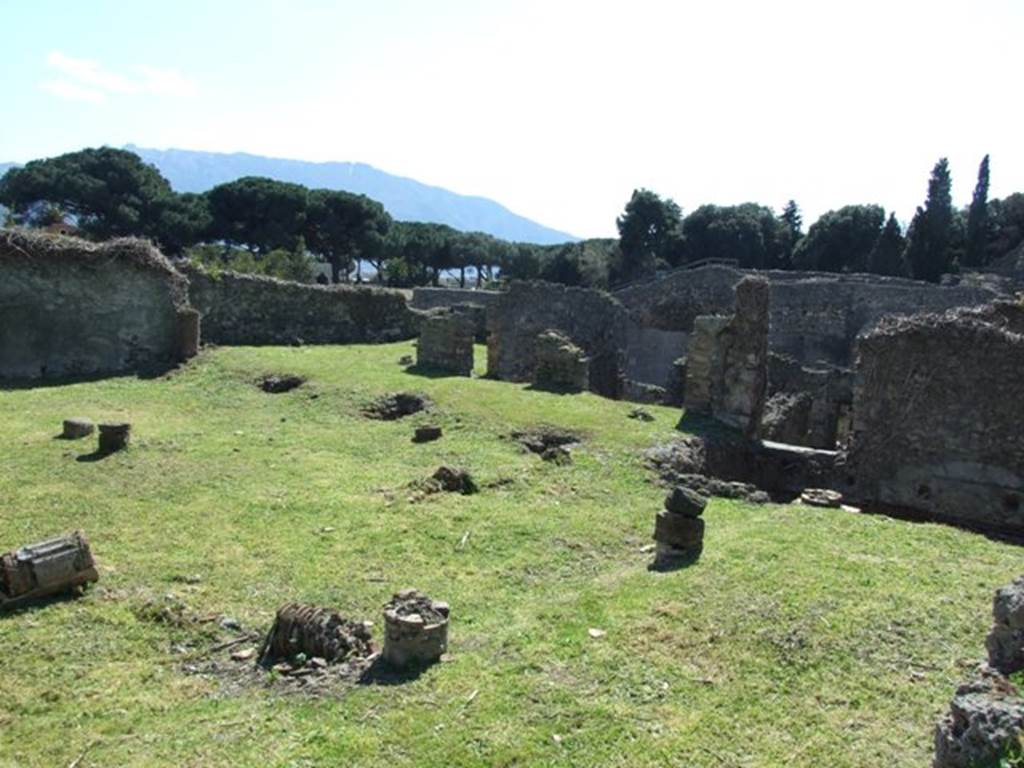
[410,287,499,341]
[615,264,1003,367]
[762,353,854,448]
[847,301,1024,535]
[184,265,420,346]
[486,281,629,398]
[533,330,589,392]
[416,308,475,375]
[684,277,770,436]
[0,229,194,380]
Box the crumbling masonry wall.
[684,277,770,436]
[761,353,854,449]
[847,301,1024,535]
[615,264,1002,368]
[0,229,195,380]
[416,308,475,375]
[486,281,628,398]
[184,265,420,346]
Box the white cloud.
[40,51,196,102]
[39,79,106,104]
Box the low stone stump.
[382,589,449,669]
[0,530,99,609]
[62,417,95,439]
[98,422,131,453]
[413,425,443,443]
[258,603,374,666]
[933,667,1024,768]
[986,575,1024,675]
[653,487,708,567]
[533,330,589,392]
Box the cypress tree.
[904,158,954,282]
[867,213,907,276]
[964,154,990,268]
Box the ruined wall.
[616,265,1003,367]
[684,277,770,436]
[0,229,193,380]
[184,265,420,346]
[410,287,501,312]
[486,281,629,398]
[624,325,688,392]
[416,308,475,375]
[847,301,1024,535]
[762,353,854,448]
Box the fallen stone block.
[413,426,443,443]
[0,530,99,609]
[664,487,707,517]
[62,417,95,439]
[800,488,843,508]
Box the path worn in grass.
[0,343,1017,767]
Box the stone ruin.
[684,277,770,437]
[0,229,198,380]
[98,422,131,453]
[532,330,589,392]
[987,575,1024,675]
[933,576,1024,768]
[0,530,99,609]
[652,487,707,568]
[382,589,450,669]
[415,307,476,376]
[486,281,627,398]
[760,353,853,449]
[259,602,375,667]
[846,300,1024,535]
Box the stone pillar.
[416,309,475,375]
[987,576,1024,675]
[62,418,95,439]
[177,308,201,360]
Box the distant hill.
[0,163,14,179]
[125,145,576,245]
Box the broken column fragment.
[258,603,374,665]
[382,589,450,668]
[98,422,131,453]
[652,486,707,567]
[0,530,99,609]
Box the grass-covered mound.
[0,343,1018,767]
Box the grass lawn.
[0,342,1018,767]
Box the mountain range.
[0,148,577,245]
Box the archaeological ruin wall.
[0,229,196,380]
[486,281,629,398]
[615,264,1003,368]
[184,265,421,346]
[846,301,1024,535]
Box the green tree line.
[2,148,1021,287]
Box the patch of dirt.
[510,427,582,463]
[364,392,433,420]
[259,374,305,393]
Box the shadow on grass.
[356,656,432,686]
[0,587,90,617]
[646,548,703,573]
[0,363,180,392]
[402,365,471,380]
[523,383,584,396]
[75,449,118,463]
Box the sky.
[2,0,1021,239]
